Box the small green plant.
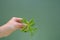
[20,18,37,36]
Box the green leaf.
[21,26,26,32]
[29,27,33,36]
[20,18,38,36]
[29,19,35,26]
[22,18,28,24]
[23,26,29,32]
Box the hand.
[5,17,26,29]
[0,17,26,38]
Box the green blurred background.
[0,0,60,40]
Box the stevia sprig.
[20,18,37,36]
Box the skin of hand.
[0,17,26,38]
